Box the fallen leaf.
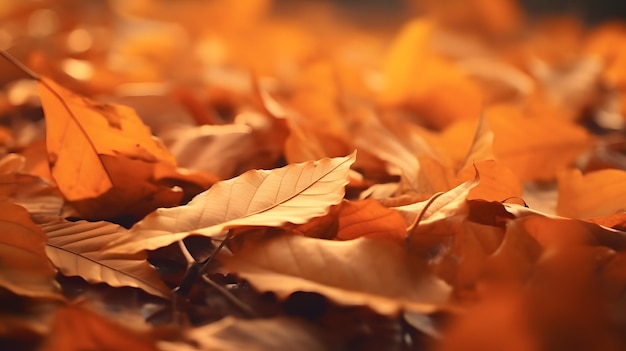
[177,316,337,351]
[335,199,406,242]
[0,202,62,299]
[106,152,356,253]
[220,233,450,315]
[379,19,483,129]
[40,305,159,351]
[486,104,593,181]
[557,168,626,219]
[38,76,181,219]
[40,220,171,299]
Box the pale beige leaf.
[0,202,62,299]
[394,174,480,227]
[220,234,451,315]
[41,220,170,298]
[106,152,356,254]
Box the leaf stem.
[0,49,41,81]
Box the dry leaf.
[557,168,626,219]
[177,316,337,351]
[0,202,62,299]
[106,152,356,253]
[220,233,450,315]
[335,199,406,242]
[38,76,182,219]
[40,305,159,351]
[380,19,482,129]
[486,104,593,181]
[40,220,170,298]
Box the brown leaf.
[0,202,62,299]
[40,220,170,298]
[220,233,450,315]
[106,152,356,254]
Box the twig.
[201,275,258,317]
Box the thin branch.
[201,275,258,317]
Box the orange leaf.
[487,104,593,181]
[335,199,406,242]
[557,168,626,219]
[0,202,62,299]
[41,305,159,351]
[38,76,181,219]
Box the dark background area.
[317,0,626,25]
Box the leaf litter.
[1,0,626,350]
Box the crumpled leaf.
[220,233,451,315]
[38,76,183,220]
[557,168,626,219]
[40,305,159,351]
[40,220,170,299]
[0,202,62,299]
[106,152,356,254]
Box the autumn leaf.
[557,168,626,219]
[38,76,182,220]
[379,19,483,130]
[334,199,407,242]
[486,104,593,181]
[40,305,159,351]
[0,202,62,299]
[220,233,450,315]
[40,220,170,298]
[106,152,356,253]
[173,316,336,351]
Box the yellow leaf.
[106,152,356,254]
[40,220,170,298]
[220,234,450,315]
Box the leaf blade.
[107,152,356,253]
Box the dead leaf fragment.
[40,220,170,298]
[220,233,450,315]
[106,152,356,253]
